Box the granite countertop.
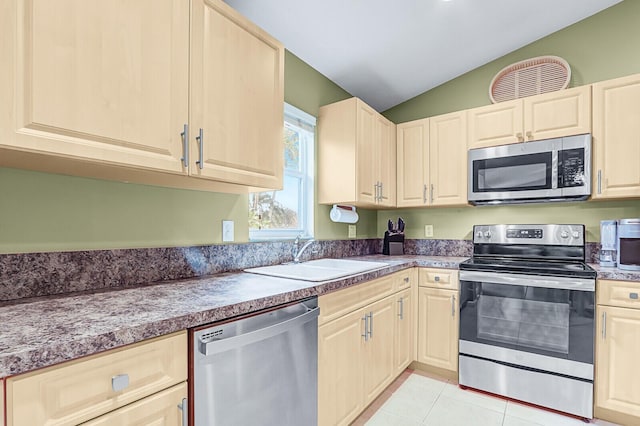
[0,255,465,377]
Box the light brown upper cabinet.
[592,73,640,199]
[190,0,284,189]
[468,85,591,149]
[0,0,283,192]
[318,98,396,208]
[396,111,467,208]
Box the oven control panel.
[506,229,543,239]
[473,224,584,246]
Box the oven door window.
[459,281,594,364]
[473,152,552,192]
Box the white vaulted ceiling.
[224,0,621,112]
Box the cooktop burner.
[459,257,597,279]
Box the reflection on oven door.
[477,295,570,354]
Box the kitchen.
[2,0,640,425]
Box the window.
[249,103,315,240]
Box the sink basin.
[244,259,389,282]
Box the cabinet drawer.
[82,382,187,426]
[6,331,187,426]
[319,275,394,325]
[394,268,415,291]
[598,280,640,308]
[418,268,458,290]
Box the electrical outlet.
[348,225,356,239]
[424,224,434,238]
[222,220,234,242]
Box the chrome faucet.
[293,234,315,263]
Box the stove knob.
[484,231,492,239]
[572,231,580,238]
[560,231,569,239]
[475,231,483,240]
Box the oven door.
[467,138,559,203]
[459,270,595,373]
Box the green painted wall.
[383,1,640,123]
[0,50,378,254]
[378,0,640,242]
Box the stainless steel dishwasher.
[190,297,319,426]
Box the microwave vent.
[489,56,571,103]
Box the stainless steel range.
[458,224,596,419]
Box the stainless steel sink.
[244,258,389,282]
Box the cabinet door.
[524,85,591,142]
[377,115,397,207]
[394,288,414,376]
[363,296,396,405]
[190,0,284,188]
[1,378,4,426]
[596,305,640,419]
[592,74,640,199]
[318,308,365,426]
[82,383,187,426]
[467,99,523,149]
[396,118,429,207]
[356,100,378,205]
[417,288,459,372]
[429,111,468,206]
[0,0,189,174]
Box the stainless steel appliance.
[458,224,596,419]
[618,218,640,271]
[600,220,618,267]
[190,298,319,426]
[468,134,591,205]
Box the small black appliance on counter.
[383,218,405,255]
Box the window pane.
[248,175,302,230]
[284,125,300,171]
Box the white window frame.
[249,103,315,241]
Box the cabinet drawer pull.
[195,128,204,169]
[404,277,410,283]
[178,397,188,426]
[362,315,368,341]
[111,373,129,392]
[631,293,639,300]
[180,124,189,168]
[434,276,440,282]
[516,132,524,142]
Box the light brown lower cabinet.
[318,270,417,426]
[416,268,459,374]
[82,382,187,425]
[595,279,640,425]
[5,331,187,426]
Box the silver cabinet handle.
[597,170,602,194]
[434,276,440,282]
[362,315,369,341]
[379,182,384,201]
[630,293,639,300]
[368,311,373,339]
[423,184,427,204]
[430,184,434,204]
[602,311,607,339]
[451,294,456,317]
[111,373,129,392]
[374,183,378,202]
[177,397,188,426]
[195,128,204,169]
[180,124,189,168]
[398,297,404,320]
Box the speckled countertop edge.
[0,255,464,377]
[2,255,639,378]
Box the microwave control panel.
[559,148,585,188]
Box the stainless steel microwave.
[468,134,591,205]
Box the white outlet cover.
[348,225,356,239]
[222,220,234,242]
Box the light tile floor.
[352,370,621,426]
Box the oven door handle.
[459,270,595,291]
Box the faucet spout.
[293,236,315,263]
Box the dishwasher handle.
[198,306,320,356]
